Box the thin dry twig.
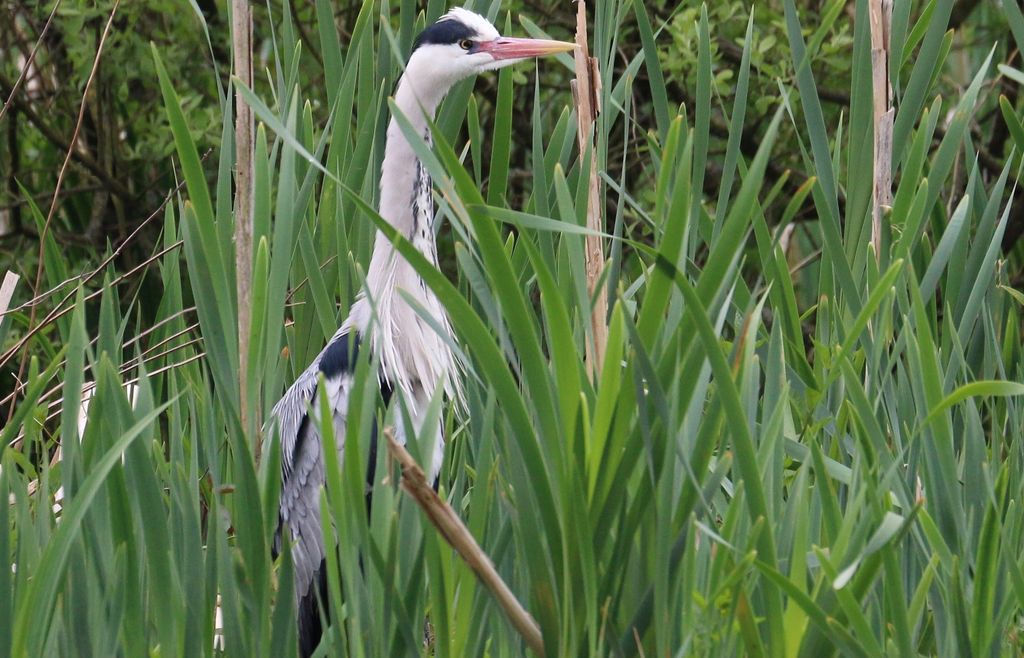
[11,342,205,451]
[0,0,61,124]
[124,305,198,348]
[10,317,201,424]
[2,273,87,315]
[0,71,134,201]
[36,334,203,424]
[571,0,608,377]
[0,241,186,440]
[12,0,121,424]
[0,175,186,377]
[0,238,183,372]
[0,241,189,420]
[385,430,545,656]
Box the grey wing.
[269,332,359,602]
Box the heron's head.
[408,8,575,87]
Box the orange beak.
[477,37,576,61]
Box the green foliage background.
[2,0,1024,656]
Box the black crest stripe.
[412,18,477,52]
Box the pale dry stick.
[13,0,123,423]
[788,249,823,279]
[384,431,545,656]
[123,305,199,348]
[0,0,61,124]
[232,0,256,457]
[869,0,894,262]
[571,0,608,378]
[33,337,203,431]
[284,254,339,304]
[136,327,203,363]
[0,272,19,319]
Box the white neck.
[377,69,449,238]
[342,60,462,410]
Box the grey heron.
[267,8,574,656]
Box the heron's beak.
[478,37,577,61]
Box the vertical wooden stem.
[572,0,607,377]
[869,0,893,262]
[232,0,255,456]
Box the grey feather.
[269,331,357,599]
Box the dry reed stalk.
[571,0,608,377]
[232,0,257,457]
[869,0,893,261]
[385,430,546,656]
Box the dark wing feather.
[268,331,361,656]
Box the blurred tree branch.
[0,72,134,201]
[950,0,983,29]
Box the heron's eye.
[459,39,474,51]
